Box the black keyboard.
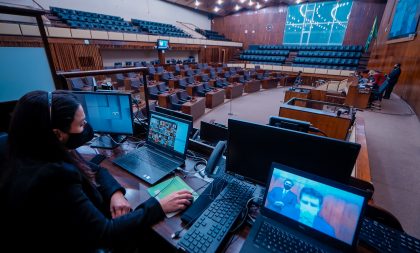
[89,154,107,165]
[360,217,420,253]
[255,222,325,253]
[178,178,255,253]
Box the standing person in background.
[383,63,401,99]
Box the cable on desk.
[152,172,177,198]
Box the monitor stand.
[90,134,127,149]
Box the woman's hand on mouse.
[158,190,193,214]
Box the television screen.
[157,39,169,50]
[388,0,420,39]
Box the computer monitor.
[268,116,310,133]
[199,121,228,145]
[155,106,193,122]
[73,91,134,149]
[226,118,361,186]
[157,39,169,50]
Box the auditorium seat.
[169,93,185,110]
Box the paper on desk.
[147,176,199,218]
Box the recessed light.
[214,6,220,12]
[217,0,223,5]
[235,4,240,11]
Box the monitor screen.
[264,163,365,246]
[0,47,55,102]
[268,116,310,133]
[157,39,169,50]
[147,112,191,156]
[73,91,134,135]
[155,106,193,122]
[226,119,361,185]
[200,121,228,144]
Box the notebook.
[113,111,192,185]
[240,162,368,253]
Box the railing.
[176,21,206,39]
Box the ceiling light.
[194,1,200,6]
[248,0,254,6]
[235,4,241,11]
[240,0,246,3]
[214,6,220,12]
[256,2,261,9]
[217,0,223,5]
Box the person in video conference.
[283,187,335,237]
[267,179,297,213]
[0,90,193,252]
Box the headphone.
[48,91,53,122]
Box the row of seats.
[51,7,190,38]
[250,44,363,52]
[50,7,123,21]
[294,57,359,66]
[131,19,191,38]
[292,64,357,70]
[195,28,229,41]
[298,51,362,58]
[242,50,289,56]
[240,55,286,63]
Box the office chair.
[369,79,391,109]
[177,90,192,102]
[178,78,188,89]
[202,82,213,92]
[147,85,161,100]
[195,84,207,97]
[169,93,185,110]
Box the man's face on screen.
[300,193,321,220]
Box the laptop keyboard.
[178,178,255,253]
[115,148,179,173]
[360,217,420,253]
[255,222,326,253]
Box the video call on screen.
[148,114,188,154]
[81,94,133,134]
[265,166,365,245]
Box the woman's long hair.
[1,90,95,188]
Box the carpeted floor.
[194,87,420,238]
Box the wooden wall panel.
[213,1,386,49]
[49,43,103,71]
[343,1,386,46]
[212,6,288,49]
[368,0,420,116]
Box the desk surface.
[78,135,373,252]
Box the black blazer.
[1,158,165,252]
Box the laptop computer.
[113,111,192,185]
[240,162,368,253]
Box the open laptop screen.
[147,112,190,156]
[264,163,366,246]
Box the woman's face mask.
[65,123,94,149]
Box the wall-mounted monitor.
[157,39,169,50]
[388,0,420,40]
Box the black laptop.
[113,111,192,185]
[240,162,368,253]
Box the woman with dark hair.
[0,90,192,252]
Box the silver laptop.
[113,111,192,185]
[240,162,368,253]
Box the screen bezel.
[199,121,228,143]
[155,106,193,122]
[261,162,368,250]
[146,111,192,159]
[157,39,169,50]
[226,118,361,186]
[72,91,134,135]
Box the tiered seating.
[241,44,363,70]
[195,28,229,41]
[50,7,138,33]
[132,19,191,38]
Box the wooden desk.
[345,84,371,109]
[157,89,180,108]
[226,83,244,99]
[284,89,311,106]
[279,98,353,140]
[205,89,225,108]
[261,78,278,89]
[181,97,206,120]
[243,80,261,93]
